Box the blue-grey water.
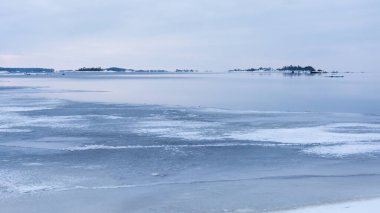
[0,72,380,212]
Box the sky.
[0,0,379,71]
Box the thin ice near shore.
[273,198,380,213]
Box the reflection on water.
[2,71,380,113]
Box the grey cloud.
[0,0,379,71]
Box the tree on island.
[0,67,54,73]
[77,67,104,71]
[229,67,272,72]
[277,65,316,72]
[105,67,127,72]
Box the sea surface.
[0,71,380,213]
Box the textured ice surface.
[228,123,380,144]
[0,169,83,194]
[129,116,380,156]
[131,117,225,140]
[0,137,89,150]
[1,74,380,213]
[304,143,380,156]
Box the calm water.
[3,71,380,113]
[0,72,380,213]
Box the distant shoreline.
[0,65,337,74]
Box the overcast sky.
[0,0,379,71]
